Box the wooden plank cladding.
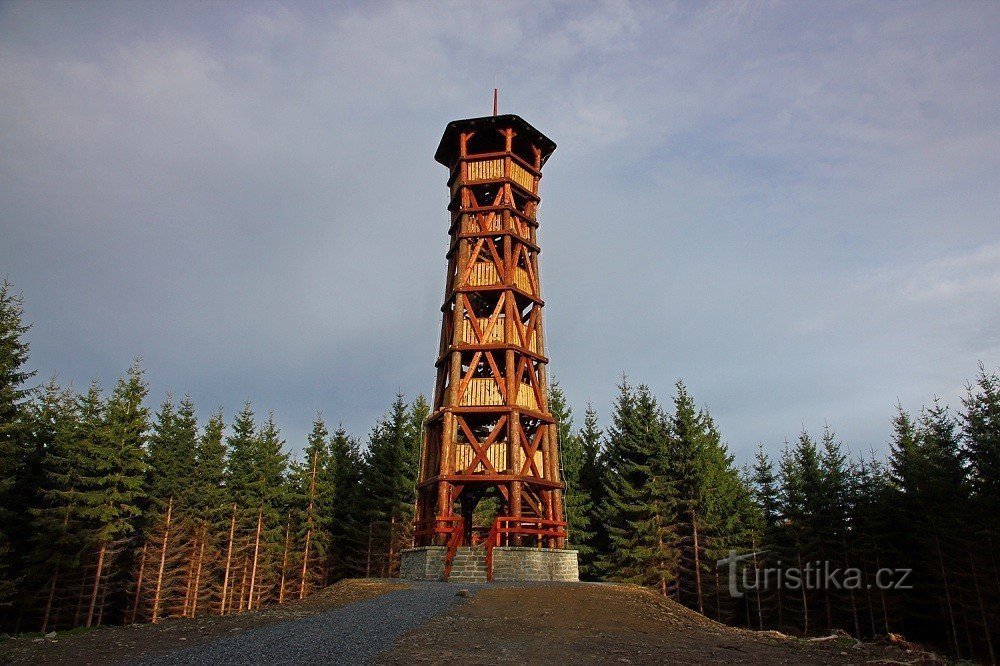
[454,441,507,474]
[509,161,535,193]
[465,263,534,294]
[466,158,504,182]
[462,318,504,345]
[460,318,538,352]
[468,262,500,286]
[451,441,543,477]
[452,441,543,478]
[450,157,537,199]
[459,377,539,410]
[462,212,503,233]
[511,446,546,478]
[516,382,539,411]
[460,378,504,406]
[460,212,534,242]
[513,267,533,293]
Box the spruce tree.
[295,417,329,596]
[576,404,604,577]
[194,409,228,519]
[324,426,364,581]
[251,413,289,608]
[748,443,780,629]
[597,379,672,587]
[139,394,200,621]
[550,382,594,562]
[0,280,35,605]
[960,367,1000,661]
[963,366,1000,528]
[666,381,748,620]
[225,402,259,509]
[190,408,227,616]
[26,380,86,631]
[362,395,416,576]
[77,361,149,626]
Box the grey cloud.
[1,0,998,459]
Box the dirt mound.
[381,583,942,665]
[1,578,405,665]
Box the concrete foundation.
[400,546,579,583]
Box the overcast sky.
[2,1,998,463]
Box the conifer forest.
[1,279,997,661]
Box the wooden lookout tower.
[401,111,579,583]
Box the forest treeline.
[556,372,999,662]
[0,281,427,632]
[1,279,998,661]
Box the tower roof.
[435,114,557,167]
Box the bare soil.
[380,583,944,665]
[2,580,944,665]
[1,578,405,665]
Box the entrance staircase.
[445,546,487,583]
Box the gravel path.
[142,581,479,665]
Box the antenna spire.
[493,88,498,116]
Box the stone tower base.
[400,546,579,583]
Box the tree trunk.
[300,526,312,600]
[74,565,87,627]
[248,507,263,612]
[238,554,249,612]
[183,526,197,618]
[300,450,318,599]
[190,523,207,617]
[129,542,149,624]
[843,535,860,638]
[85,542,106,628]
[714,569,722,621]
[751,534,763,630]
[934,530,960,657]
[692,510,703,615]
[43,510,74,632]
[151,498,174,624]
[873,533,890,634]
[366,522,373,578]
[278,514,291,604]
[220,503,237,615]
[96,569,110,626]
[40,565,60,633]
[796,547,809,635]
[969,546,996,663]
[387,514,396,577]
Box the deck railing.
[465,262,533,294]
[452,440,544,476]
[450,156,537,198]
[459,378,539,410]
[460,318,539,352]
[485,516,568,581]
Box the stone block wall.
[400,545,580,582]
[490,547,580,582]
[400,546,446,581]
